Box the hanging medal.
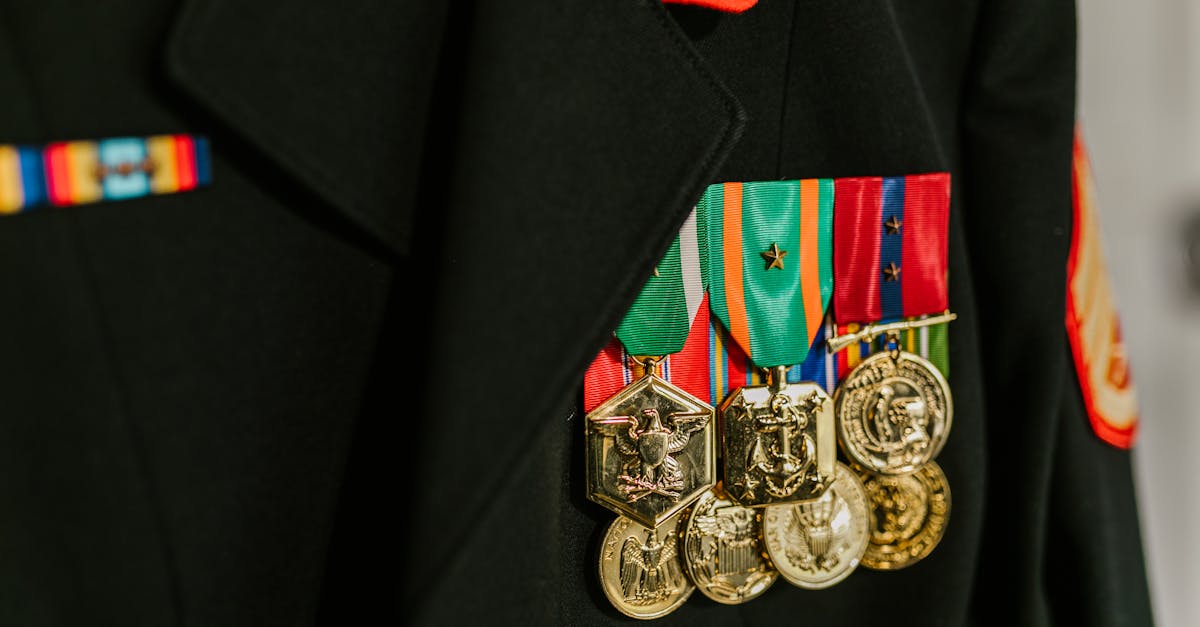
[703,179,871,590]
[827,173,954,476]
[583,209,715,619]
[682,482,777,604]
[705,180,838,506]
[853,460,950,570]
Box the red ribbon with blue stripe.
[833,173,950,323]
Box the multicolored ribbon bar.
[705,179,834,367]
[0,134,211,214]
[585,172,953,409]
[834,319,949,381]
[832,173,950,323]
[615,207,708,356]
[588,309,949,412]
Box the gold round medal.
[598,511,694,620]
[834,349,952,475]
[857,461,951,570]
[761,463,869,589]
[682,485,777,604]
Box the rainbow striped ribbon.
[710,315,950,406]
[0,135,211,214]
[834,319,950,380]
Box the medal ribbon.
[705,179,834,368]
[584,297,714,411]
[613,207,708,356]
[832,173,950,323]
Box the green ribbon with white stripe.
[615,207,708,355]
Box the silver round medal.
[761,463,870,589]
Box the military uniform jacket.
[0,0,1153,625]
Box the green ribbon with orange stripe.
[704,180,835,368]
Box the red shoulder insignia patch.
[1066,130,1140,449]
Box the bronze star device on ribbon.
[704,180,840,509]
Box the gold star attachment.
[883,262,901,282]
[885,215,903,235]
[652,266,661,278]
[760,242,788,271]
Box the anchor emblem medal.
[583,209,714,619]
[704,179,869,590]
[705,180,838,506]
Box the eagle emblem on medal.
[586,371,717,528]
[599,511,694,620]
[683,485,777,604]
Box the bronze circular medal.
[857,461,951,570]
[682,485,777,604]
[834,349,952,475]
[761,463,869,589]
[598,511,694,620]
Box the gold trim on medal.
[586,370,717,528]
[720,367,836,507]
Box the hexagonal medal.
[586,372,716,528]
[720,368,835,507]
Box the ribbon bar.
[0,134,212,214]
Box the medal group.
[583,174,954,619]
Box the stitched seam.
[0,7,186,624]
[61,215,186,626]
[774,1,799,178]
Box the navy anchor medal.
[706,180,837,507]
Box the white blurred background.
[1078,1,1200,625]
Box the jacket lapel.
[409,0,744,610]
[163,0,452,254]
[163,0,744,615]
